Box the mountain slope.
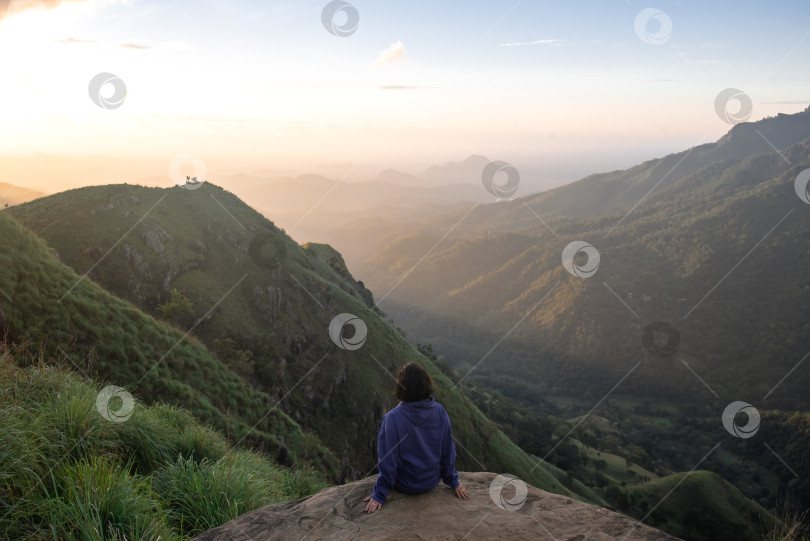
[358,133,810,407]
[5,183,580,498]
[348,111,810,519]
[460,107,810,230]
[0,207,334,471]
[313,108,810,264]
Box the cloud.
[377,85,434,91]
[56,37,97,44]
[374,40,407,67]
[117,42,152,50]
[498,39,561,47]
[56,37,162,51]
[1,0,83,19]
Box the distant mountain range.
[352,108,810,406]
[208,156,499,254]
[0,181,44,207]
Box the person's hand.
[363,496,383,513]
[455,484,470,500]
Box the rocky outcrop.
[192,472,681,541]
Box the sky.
[0,0,808,192]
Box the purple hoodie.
[370,397,460,504]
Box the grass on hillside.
[0,344,325,540]
[0,207,337,475]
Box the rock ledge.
[192,472,681,541]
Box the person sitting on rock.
[364,362,470,513]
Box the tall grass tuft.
[153,451,273,536]
[114,407,176,473]
[764,507,808,541]
[148,404,228,462]
[1,348,330,540]
[277,466,327,500]
[40,379,118,462]
[40,456,176,541]
[153,450,326,536]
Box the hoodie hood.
[398,396,438,426]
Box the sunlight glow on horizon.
[0,0,807,194]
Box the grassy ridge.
[0,209,336,472]
[0,348,326,540]
[627,471,777,541]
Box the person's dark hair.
[394,362,434,402]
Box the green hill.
[3,183,578,497]
[0,208,332,471]
[627,471,776,541]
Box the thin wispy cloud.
[56,38,179,51]
[56,37,97,44]
[377,85,435,91]
[117,42,152,50]
[764,100,810,105]
[498,39,561,47]
[373,40,407,67]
